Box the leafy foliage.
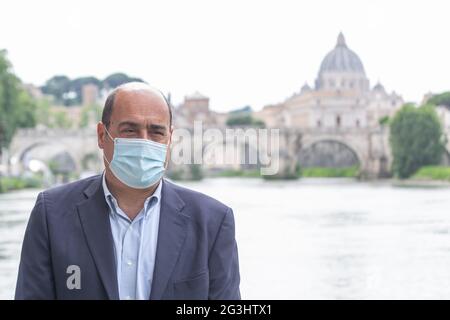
[40,72,144,106]
[0,50,36,149]
[390,104,445,178]
[427,92,450,108]
[226,114,265,127]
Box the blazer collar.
[77,176,189,300]
[150,179,189,299]
[77,175,119,300]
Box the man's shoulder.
[41,174,101,207]
[45,174,100,195]
[163,179,231,215]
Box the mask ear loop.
[103,154,111,166]
[102,123,114,166]
[103,124,115,142]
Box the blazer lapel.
[76,176,119,300]
[150,179,189,300]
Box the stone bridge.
[7,125,396,179]
[8,128,101,176]
[169,126,392,179]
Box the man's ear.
[97,122,105,149]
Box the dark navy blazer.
[15,175,240,300]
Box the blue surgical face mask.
[103,126,168,189]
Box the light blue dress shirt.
[102,173,162,300]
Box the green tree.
[40,75,70,104]
[103,73,143,90]
[68,76,101,106]
[390,104,445,178]
[53,110,72,129]
[41,75,100,106]
[34,98,78,129]
[41,73,144,107]
[428,92,450,108]
[0,49,36,150]
[34,97,53,127]
[79,104,102,128]
[226,114,265,127]
[378,115,390,126]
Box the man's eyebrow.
[148,124,167,131]
[117,121,167,131]
[118,121,140,128]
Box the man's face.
[97,89,172,169]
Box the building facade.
[255,33,404,130]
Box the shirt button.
[125,296,132,300]
[127,260,133,266]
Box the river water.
[1,177,450,299]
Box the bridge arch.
[13,141,79,173]
[8,128,101,176]
[202,137,260,171]
[298,139,362,169]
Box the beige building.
[174,91,227,128]
[256,33,404,129]
[81,83,100,106]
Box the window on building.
[356,119,360,127]
[317,120,322,127]
[336,115,341,127]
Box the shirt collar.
[101,171,163,220]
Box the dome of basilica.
[318,32,365,76]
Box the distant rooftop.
[185,91,208,100]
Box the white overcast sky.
[1,0,449,111]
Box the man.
[15,82,240,300]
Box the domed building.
[316,32,369,92]
[256,33,403,129]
